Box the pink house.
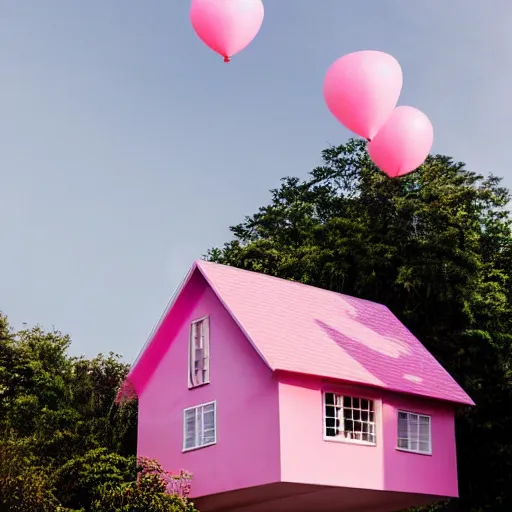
[126,260,474,512]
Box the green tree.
[208,139,512,512]
[0,313,142,510]
[0,315,137,468]
[0,432,58,512]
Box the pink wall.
[382,393,458,497]
[278,372,458,497]
[137,270,281,498]
[278,373,385,489]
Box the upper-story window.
[188,316,210,388]
[324,392,376,444]
[183,401,216,451]
[397,410,431,455]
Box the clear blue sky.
[1,1,511,362]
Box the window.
[188,316,210,388]
[183,401,216,451]
[324,392,376,444]
[397,411,431,454]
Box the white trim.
[396,410,432,456]
[182,400,217,452]
[322,391,378,446]
[187,315,211,389]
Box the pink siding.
[278,372,458,497]
[278,373,385,489]
[137,270,281,498]
[382,393,458,497]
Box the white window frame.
[322,392,377,446]
[396,410,432,455]
[188,315,210,389]
[182,400,217,452]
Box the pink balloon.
[190,0,264,62]
[367,106,434,178]
[323,51,403,140]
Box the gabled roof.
[129,260,474,406]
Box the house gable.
[128,262,272,397]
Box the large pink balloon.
[367,106,434,178]
[323,51,403,140]
[190,0,264,62]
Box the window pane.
[194,322,201,349]
[419,441,430,453]
[185,409,196,449]
[408,414,419,451]
[204,411,215,430]
[203,403,215,414]
[196,408,203,441]
[325,405,336,418]
[398,413,408,438]
[397,438,408,449]
[203,428,215,444]
[419,416,430,447]
[324,394,375,444]
[199,320,204,348]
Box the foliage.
[53,448,136,511]
[208,139,512,512]
[92,458,197,512]
[0,432,58,512]
[0,312,195,512]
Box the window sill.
[323,436,376,447]
[396,447,432,456]
[182,441,217,453]
[188,381,211,390]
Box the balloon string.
[224,56,231,63]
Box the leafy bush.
[92,457,197,512]
[53,447,136,511]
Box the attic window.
[397,411,431,455]
[183,401,216,451]
[324,392,376,445]
[188,316,210,388]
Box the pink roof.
[131,260,474,406]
